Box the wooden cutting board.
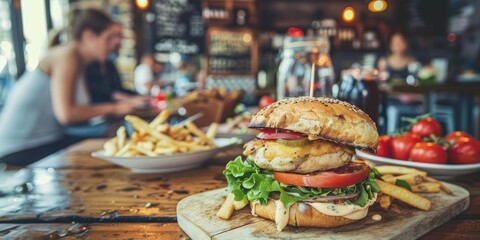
[177,183,469,240]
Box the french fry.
[131,132,140,141]
[122,149,138,157]
[422,176,453,195]
[440,184,454,195]
[411,182,441,193]
[233,198,249,210]
[137,141,154,151]
[103,137,118,156]
[217,193,235,220]
[149,109,171,128]
[154,146,178,155]
[375,166,426,176]
[133,145,158,157]
[185,122,215,147]
[381,174,394,180]
[184,135,193,142]
[125,115,150,130]
[178,146,189,153]
[115,143,134,157]
[155,124,170,133]
[377,193,393,209]
[384,173,426,185]
[375,179,432,211]
[117,126,126,148]
[126,115,174,142]
[206,122,219,139]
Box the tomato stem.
[394,113,433,136]
[424,134,452,149]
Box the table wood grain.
[0,223,188,240]
[0,139,479,239]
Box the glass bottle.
[337,69,355,102]
[277,37,334,99]
[348,69,380,125]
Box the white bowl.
[355,149,480,177]
[91,138,238,173]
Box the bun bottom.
[251,199,360,228]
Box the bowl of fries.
[356,149,480,177]
[91,110,240,173]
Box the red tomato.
[391,134,422,160]
[449,137,480,164]
[410,142,448,164]
[376,135,392,158]
[258,96,275,109]
[274,162,370,188]
[410,117,442,138]
[445,131,475,143]
[257,128,307,140]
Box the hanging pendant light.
[342,7,356,23]
[368,0,388,13]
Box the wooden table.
[380,82,480,138]
[0,139,479,239]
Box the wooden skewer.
[309,63,315,97]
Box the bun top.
[249,97,379,149]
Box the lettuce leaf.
[223,156,379,209]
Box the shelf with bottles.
[206,27,258,76]
[202,0,257,27]
[313,19,386,52]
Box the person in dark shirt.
[85,60,136,103]
[85,22,147,105]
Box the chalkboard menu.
[207,27,257,75]
[153,0,204,54]
[406,0,447,34]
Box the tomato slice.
[257,128,307,140]
[274,162,371,188]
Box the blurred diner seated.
[64,22,150,138]
[83,22,148,108]
[134,54,165,96]
[172,55,199,97]
[0,8,143,166]
[85,22,138,103]
[377,32,424,133]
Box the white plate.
[215,132,256,143]
[91,138,238,174]
[355,149,480,177]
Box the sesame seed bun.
[249,97,379,150]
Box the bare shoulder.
[38,45,81,83]
[49,45,79,62]
[45,45,80,73]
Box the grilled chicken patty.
[243,139,353,173]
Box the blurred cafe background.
[0,0,479,141]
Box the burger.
[222,97,380,231]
